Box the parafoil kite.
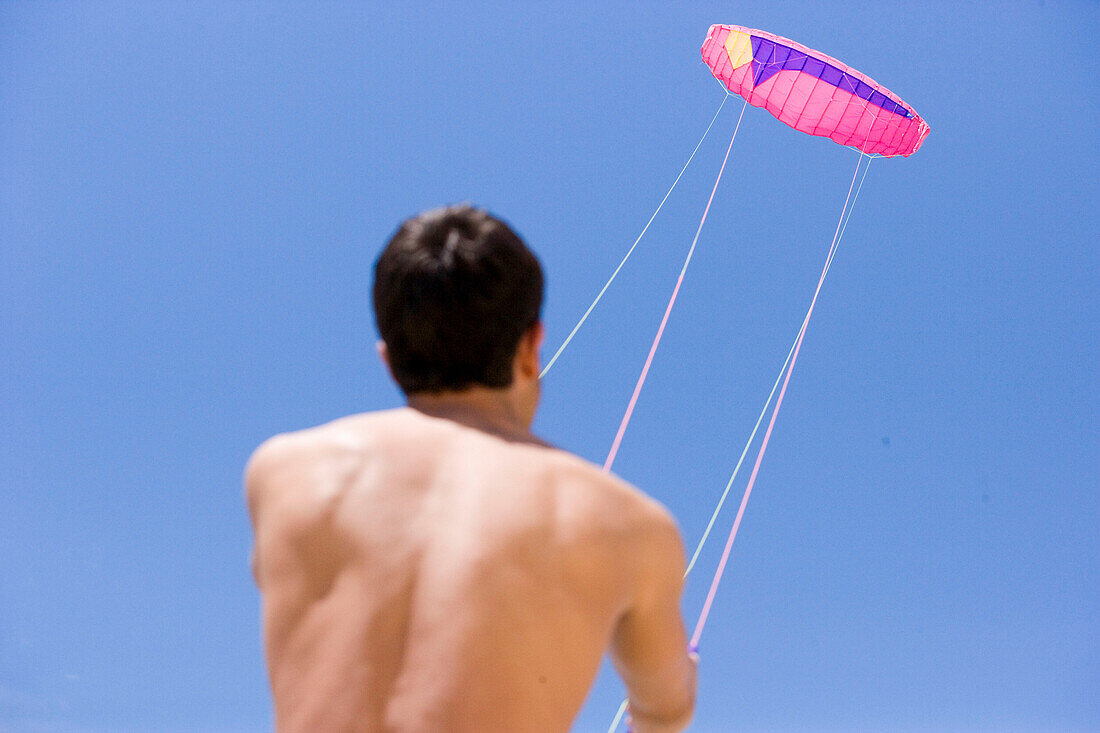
[702,24,929,157]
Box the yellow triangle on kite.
[724,29,753,70]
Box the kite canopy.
[702,25,929,157]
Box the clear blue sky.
[2,2,1097,731]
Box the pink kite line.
[689,153,868,648]
[602,99,746,474]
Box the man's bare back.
[247,407,696,732]
[248,205,695,731]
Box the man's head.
[373,205,544,399]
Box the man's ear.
[517,322,544,379]
[377,341,394,378]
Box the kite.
[701,24,929,157]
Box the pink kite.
[702,25,929,157]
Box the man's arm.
[610,509,698,733]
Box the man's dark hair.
[372,205,544,394]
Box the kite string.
[540,93,732,379]
[689,152,870,649]
[602,99,748,473]
[608,153,871,733]
[684,331,796,576]
[607,700,629,733]
[684,152,872,577]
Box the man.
[246,205,697,732]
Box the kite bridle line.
[600,99,748,474]
[608,149,874,733]
[684,151,873,580]
[688,150,871,649]
[539,93,733,380]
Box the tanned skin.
[247,324,697,732]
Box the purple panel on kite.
[749,35,912,119]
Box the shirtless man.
[246,205,697,732]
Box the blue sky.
[1,1,1097,731]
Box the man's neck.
[406,387,532,442]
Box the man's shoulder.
[530,452,686,598]
[244,411,398,515]
[246,409,404,468]
[531,449,680,538]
